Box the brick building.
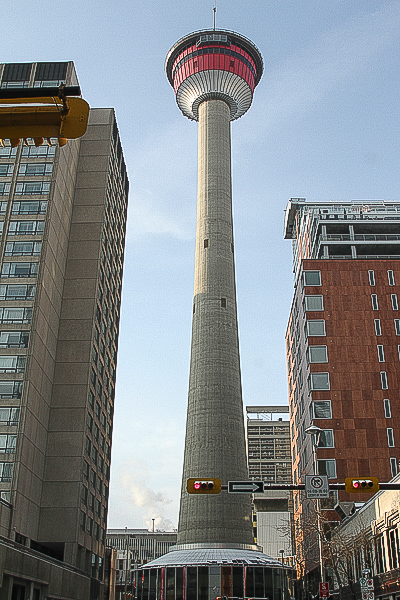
[284,199,400,580]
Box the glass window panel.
[317,459,336,478]
[388,270,395,286]
[304,271,321,286]
[374,319,382,336]
[313,400,332,419]
[308,346,328,363]
[166,568,175,600]
[198,567,208,600]
[310,372,330,390]
[304,296,324,311]
[371,294,379,310]
[318,430,334,447]
[384,399,391,418]
[368,270,375,286]
[306,320,325,336]
[387,428,394,447]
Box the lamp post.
[279,549,285,600]
[305,425,324,585]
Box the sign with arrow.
[228,481,264,494]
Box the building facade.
[0,62,128,600]
[246,406,294,562]
[284,199,400,579]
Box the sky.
[3,0,400,531]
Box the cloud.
[250,1,400,135]
[120,470,176,532]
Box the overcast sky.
[3,0,400,531]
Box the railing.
[319,234,400,242]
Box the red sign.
[319,583,330,598]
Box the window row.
[0,331,29,348]
[0,407,20,426]
[369,269,396,287]
[14,182,50,195]
[0,200,47,215]
[0,434,16,453]
[0,462,13,482]
[17,163,53,176]
[8,221,45,235]
[0,307,32,324]
[371,294,398,311]
[0,285,35,300]
[0,356,26,373]
[0,381,23,399]
[4,241,42,256]
[1,262,38,278]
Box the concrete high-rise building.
[245,406,294,562]
[133,29,291,600]
[0,62,128,600]
[284,198,400,578]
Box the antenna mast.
[213,0,216,30]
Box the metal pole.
[124,527,129,600]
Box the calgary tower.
[165,28,263,549]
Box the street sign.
[228,481,264,494]
[306,475,329,499]
[367,580,374,590]
[319,582,329,598]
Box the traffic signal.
[187,478,222,494]
[0,86,89,148]
[345,477,379,493]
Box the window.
[374,319,382,336]
[0,331,29,348]
[384,399,391,418]
[0,434,17,453]
[392,295,399,311]
[8,221,45,235]
[308,346,328,363]
[317,429,334,448]
[0,356,26,373]
[0,462,13,482]
[368,270,375,286]
[371,294,379,310]
[311,400,332,420]
[0,164,14,177]
[0,307,32,323]
[22,145,55,158]
[381,371,388,390]
[390,458,398,478]
[4,241,42,256]
[388,270,395,286]
[317,459,336,479]
[1,262,38,278]
[221,298,226,308]
[0,407,20,425]
[304,271,321,286]
[14,181,50,195]
[395,320,400,335]
[304,296,324,311]
[377,345,385,362]
[0,381,23,399]
[18,163,53,176]
[309,372,330,390]
[387,428,395,447]
[80,511,86,531]
[0,183,11,196]
[306,320,326,336]
[11,201,47,215]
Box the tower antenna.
[213,0,216,30]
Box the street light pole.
[305,425,324,585]
[279,549,285,600]
[124,527,129,600]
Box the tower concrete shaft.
[178,99,253,547]
[165,29,263,549]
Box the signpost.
[227,481,264,494]
[319,582,329,598]
[360,577,374,600]
[306,475,329,499]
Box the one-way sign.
[228,481,264,494]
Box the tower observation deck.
[165,30,263,549]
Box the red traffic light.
[187,478,222,494]
[345,477,379,493]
